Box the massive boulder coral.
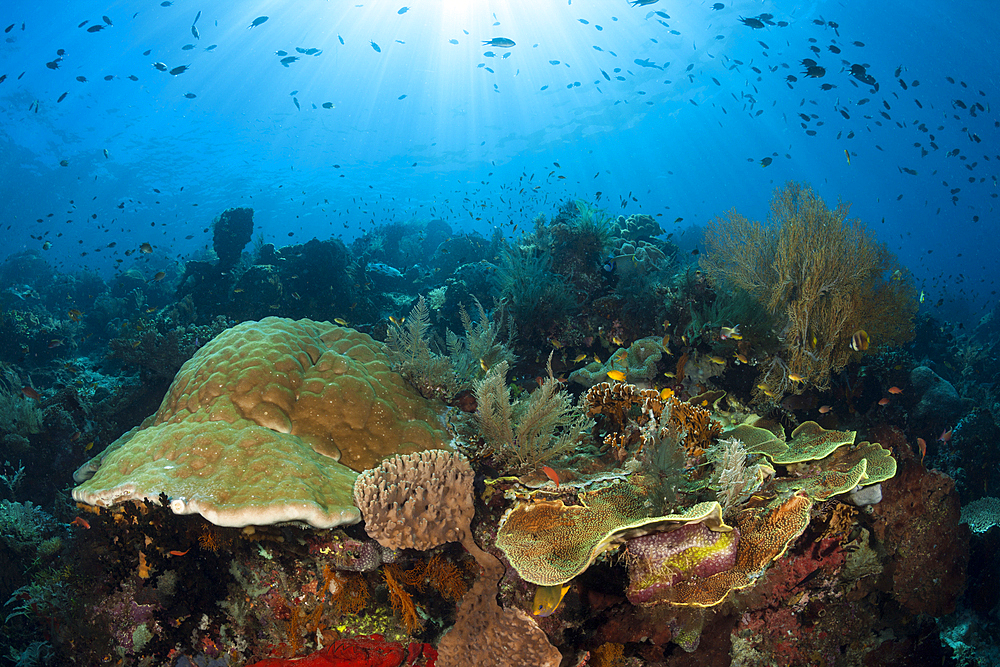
[73,317,451,528]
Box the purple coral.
[626,522,739,606]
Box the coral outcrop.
[73,318,450,528]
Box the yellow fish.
[533,583,572,617]
[663,371,676,378]
[593,354,602,364]
[734,353,748,364]
[788,373,805,383]
[334,318,349,326]
[660,387,674,400]
[572,353,588,363]
[479,358,489,372]
[611,335,624,346]
[708,355,726,365]
[607,370,627,382]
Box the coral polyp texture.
[72,317,450,528]
[626,521,741,606]
[353,449,474,551]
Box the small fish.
[818,405,832,414]
[70,517,91,529]
[549,338,563,349]
[322,102,334,109]
[338,35,345,45]
[756,383,776,398]
[168,548,190,556]
[611,335,623,346]
[191,25,200,39]
[708,356,726,366]
[193,10,201,25]
[660,388,673,400]
[607,370,626,382]
[152,271,166,282]
[42,241,52,250]
[849,329,869,352]
[541,465,560,488]
[593,354,601,364]
[760,157,772,167]
[169,65,189,75]
[938,429,952,443]
[479,358,489,373]
[734,353,748,364]
[68,309,83,320]
[248,16,269,29]
[398,6,409,14]
[21,387,41,400]
[292,96,300,109]
[572,353,588,363]
[663,371,676,378]
[183,92,196,98]
[787,373,804,383]
[878,397,891,406]
[370,40,381,52]
[533,583,571,617]
[87,24,105,33]
[280,55,299,66]
[916,437,927,463]
[887,386,903,394]
[335,319,350,326]
[720,325,741,340]
[140,242,153,253]
[48,339,63,348]
[844,149,851,165]
[57,92,68,102]
[482,38,516,48]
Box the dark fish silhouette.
[740,16,764,28]
[191,25,199,39]
[87,24,104,33]
[57,92,67,102]
[102,15,113,26]
[370,40,381,52]
[280,55,298,66]
[153,62,168,71]
[183,92,196,98]
[398,7,409,14]
[169,64,189,75]
[248,16,268,29]
[482,37,515,47]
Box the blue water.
[1,0,997,321]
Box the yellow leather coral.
[73,317,450,528]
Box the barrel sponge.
[72,317,451,528]
[353,449,475,550]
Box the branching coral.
[473,359,590,471]
[386,295,458,400]
[700,181,917,399]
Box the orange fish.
[168,548,190,556]
[70,517,91,529]
[916,437,927,463]
[21,387,41,400]
[887,386,903,394]
[818,405,832,414]
[878,397,890,406]
[541,466,560,488]
[938,428,952,443]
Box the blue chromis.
[532,583,572,617]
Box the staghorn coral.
[74,317,449,528]
[700,181,917,399]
